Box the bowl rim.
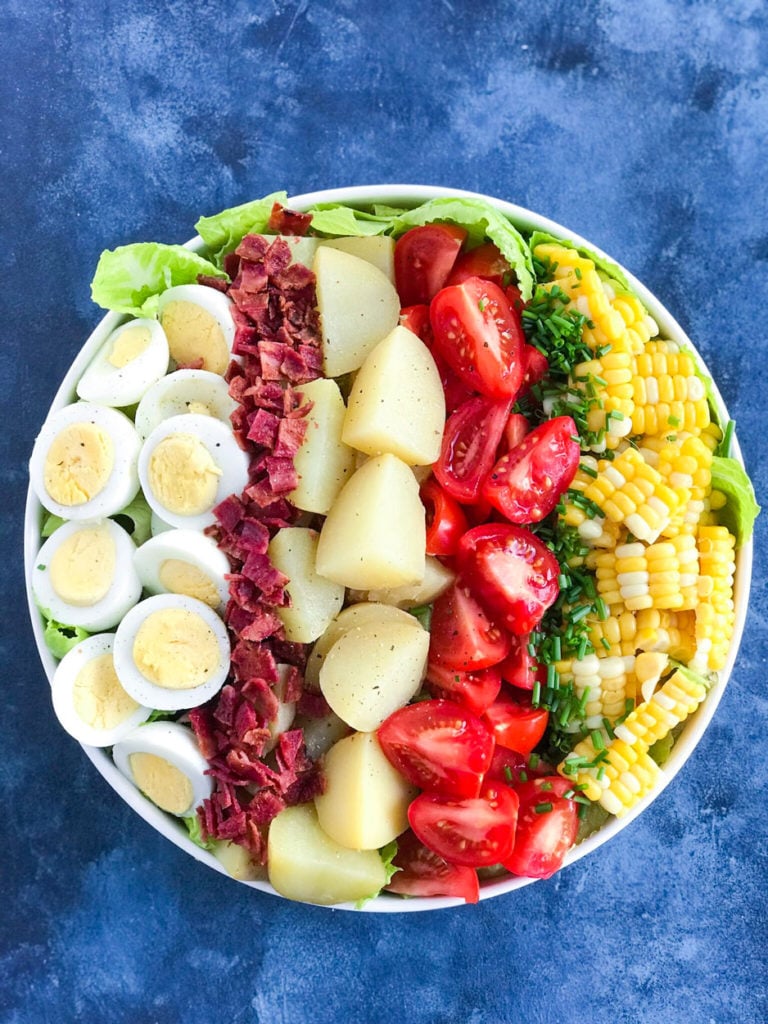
[24,183,754,912]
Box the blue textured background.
[3,2,766,1021]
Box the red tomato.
[504,780,578,879]
[409,781,519,867]
[505,283,524,314]
[378,699,495,799]
[395,225,467,306]
[503,412,530,452]
[457,524,561,635]
[483,415,581,524]
[420,478,469,558]
[425,663,502,717]
[446,242,510,288]
[483,694,549,754]
[486,747,554,785]
[430,277,525,400]
[386,831,479,903]
[429,581,513,672]
[513,776,576,803]
[433,395,510,504]
[399,304,433,345]
[520,344,549,393]
[498,634,545,691]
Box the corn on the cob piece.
[609,290,659,354]
[559,668,708,814]
[582,447,685,544]
[556,653,637,731]
[587,608,697,662]
[611,536,699,612]
[573,347,634,449]
[630,341,710,437]
[639,434,713,537]
[693,525,737,671]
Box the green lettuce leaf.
[528,229,630,291]
[303,204,392,237]
[391,198,535,300]
[183,814,217,851]
[91,243,227,317]
[43,618,90,659]
[355,840,400,909]
[194,191,288,262]
[710,455,760,546]
[112,492,153,546]
[41,513,66,539]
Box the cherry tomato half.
[408,781,520,867]
[386,831,479,904]
[446,242,510,288]
[520,344,549,394]
[399,304,433,345]
[428,581,513,673]
[503,412,531,452]
[395,224,467,307]
[433,395,510,504]
[430,277,525,400]
[504,778,579,879]
[420,478,469,558]
[498,633,545,691]
[486,747,555,786]
[483,415,581,524]
[483,694,549,755]
[425,662,503,717]
[457,523,560,635]
[378,699,495,800]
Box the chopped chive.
[519,770,528,783]
[579,462,598,478]
[602,717,616,739]
[529,752,540,769]
[591,729,605,751]
[601,636,611,651]
[552,636,562,661]
[540,780,553,791]
[534,801,553,814]
[667,414,681,427]
[503,765,514,783]
[532,680,541,706]
[595,597,609,621]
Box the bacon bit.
[296,690,332,719]
[196,273,230,293]
[267,202,313,236]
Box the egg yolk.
[186,400,213,416]
[73,652,140,729]
[148,433,222,516]
[43,422,114,506]
[49,525,116,606]
[132,607,220,690]
[108,325,152,368]
[158,558,220,608]
[128,752,193,815]
[160,300,229,375]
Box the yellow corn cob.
[611,536,699,612]
[588,610,640,657]
[640,434,713,537]
[573,347,634,450]
[694,525,736,671]
[559,668,708,813]
[587,608,697,661]
[609,290,659,354]
[556,653,636,731]
[582,447,685,543]
[631,341,710,437]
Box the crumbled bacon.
[267,202,313,236]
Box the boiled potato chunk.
[314,246,400,377]
[319,619,429,731]
[267,802,387,906]
[268,527,345,643]
[342,326,445,466]
[366,555,455,608]
[315,453,426,590]
[319,235,395,282]
[315,732,417,850]
[213,841,265,882]
[290,378,356,514]
[304,601,420,689]
[295,709,351,759]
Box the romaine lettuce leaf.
[91,243,227,317]
[391,198,535,300]
[355,839,400,909]
[710,455,760,546]
[43,618,90,659]
[41,513,65,539]
[194,191,288,262]
[303,204,392,237]
[183,814,217,851]
[528,229,630,291]
[112,493,152,546]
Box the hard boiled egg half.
[156,284,236,376]
[76,318,169,407]
[29,402,141,520]
[32,518,142,631]
[138,413,249,531]
[51,634,151,746]
[133,528,231,612]
[134,368,237,441]
[113,593,230,711]
[113,721,213,817]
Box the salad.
[27,189,759,907]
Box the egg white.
[76,318,170,408]
[134,368,237,440]
[133,528,231,612]
[137,412,249,531]
[112,592,231,711]
[156,284,236,376]
[32,518,142,631]
[112,721,214,817]
[29,402,141,520]
[51,634,151,746]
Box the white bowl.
[24,184,753,911]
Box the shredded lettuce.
[392,198,535,300]
[43,617,90,659]
[528,229,630,291]
[112,492,153,546]
[194,191,288,263]
[91,243,227,317]
[710,455,760,546]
